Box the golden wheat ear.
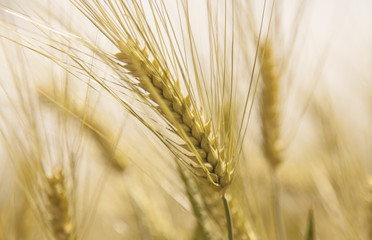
[115,38,231,191]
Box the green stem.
[271,169,286,240]
[222,194,234,240]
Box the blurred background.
[0,0,371,240]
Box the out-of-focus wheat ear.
[197,184,256,240]
[125,178,178,240]
[116,39,229,190]
[259,42,287,240]
[259,42,282,170]
[47,167,74,240]
[177,162,213,240]
[38,87,127,172]
[228,195,257,240]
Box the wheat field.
[0,0,371,240]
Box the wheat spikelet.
[116,39,229,190]
[47,167,73,240]
[259,42,282,169]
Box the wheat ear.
[116,38,235,239]
[47,167,73,240]
[259,42,286,240]
[115,39,229,189]
[259,43,282,169]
